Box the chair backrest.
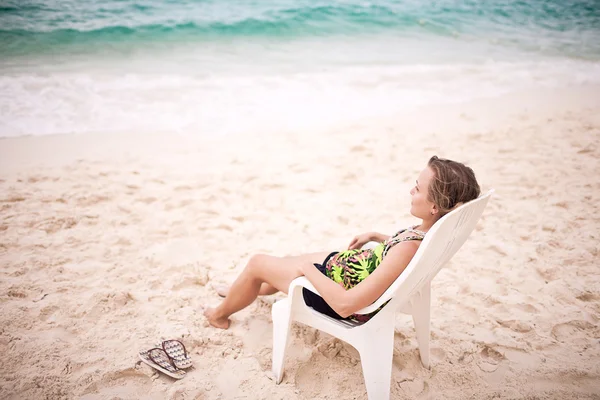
[356,189,494,314]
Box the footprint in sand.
[316,339,343,360]
[32,217,76,233]
[457,350,475,365]
[576,291,600,302]
[293,355,358,399]
[76,194,111,206]
[513,303,540,314]
[477,345,506,372]
[481,346,505,362]
[9,267,28,277]
[78,292,135,318]
[7,289,28,298]
[81,368,153,398]
[299,327,320,346]
[535,265,558,282]
[2,195,26,202]
[253,347,272,371]
[552,201,569,209]
[551,320,595,342]
[496,319,532,333]
[169,267,209,290]
[39,305,59,322]
[397,378,428,396]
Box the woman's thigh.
[282,251,333,265]
[251,251,332,294]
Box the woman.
[204,156,481,329]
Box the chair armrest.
[290,276,380,316]
[288,276,322,297]
[361,241,380,250]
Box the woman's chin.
[409,209,423,219]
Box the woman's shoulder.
[391,225,426,240]
[385,237,421,258]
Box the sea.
[1,0,599,137]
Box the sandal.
[138,347,186,379]
[161,339,193,369]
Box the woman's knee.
[246,253,271,275]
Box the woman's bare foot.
[203,307,230,329]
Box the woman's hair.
[427,155,481,216]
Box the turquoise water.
[1,0,600,137]
[1,0,600,59]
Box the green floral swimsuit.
[325,226,426,322]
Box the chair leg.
[358,325,394,400]
[412,282,431,369]
[271,300,292,384]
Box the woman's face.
[410,167,438,219]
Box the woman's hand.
[348,232,374,250]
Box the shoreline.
[2,84,599,171]
[2,60,600,138]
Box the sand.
[1,86,599,400]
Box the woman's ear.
[430,204,439,215]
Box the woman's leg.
[204,251,331,329]
[216,282,278,298]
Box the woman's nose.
[410,187,415,196]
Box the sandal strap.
[162,339,188,358]
[147,348,177,372]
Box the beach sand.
[1,86,599,399]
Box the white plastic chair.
[271,190,494,400]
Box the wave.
[0,5,419,38]
[0,6,443,58]
[1,0,599,57]
[2,59,600,137]
[2,1,598,35]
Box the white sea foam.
[1,58,600,137]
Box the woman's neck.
[416,219,437,233]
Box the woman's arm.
[348,231,391,249]
[301,241,419,318]
[370,231,391,243]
